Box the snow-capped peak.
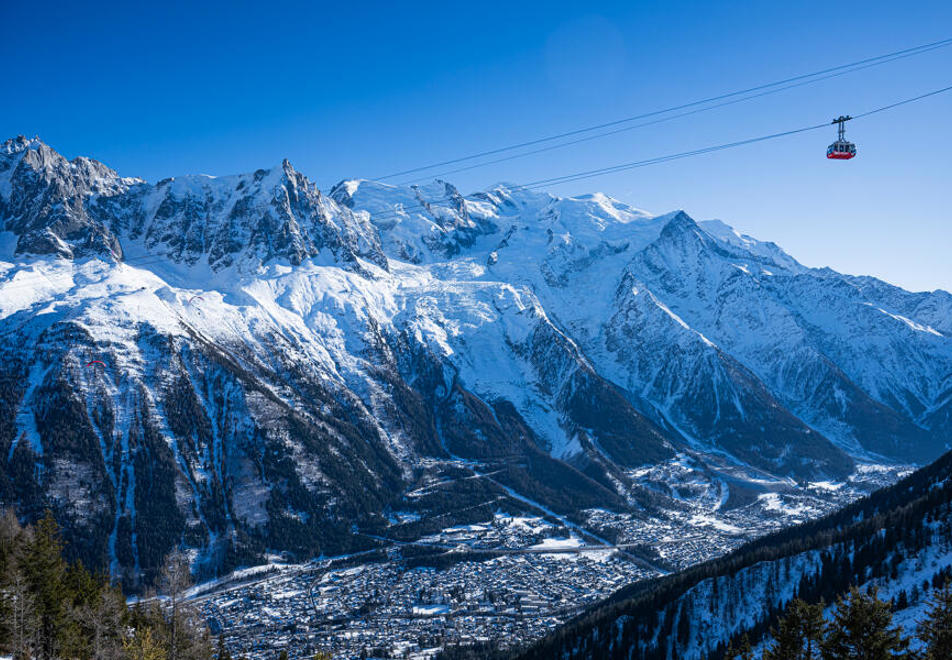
[2,134,43,155]
[699,218,804,272]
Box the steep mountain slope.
[1,136,950,587]
[514,448,952,660]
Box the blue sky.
[2,0,950,291]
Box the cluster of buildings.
[199,517,649,658]
[196,466,910,658]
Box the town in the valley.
[193,460,907,659]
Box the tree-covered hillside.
[509,449,952,659]
[0,508,211,659]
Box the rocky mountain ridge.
[1,135,949,586]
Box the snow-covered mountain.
[1,135,950,586]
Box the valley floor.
[193,460,909,659]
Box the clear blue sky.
[2,0,950,292]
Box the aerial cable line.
[850,83,952,118]
[395,41,952,185]
[519,83,952,189]
[521,123,831,189]
[375,36,952,181]
[303,80,952,228]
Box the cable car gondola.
[827,115,856,159]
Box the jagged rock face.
[127,161,389,271]
[1,137,950,586]
[1,137,387,271]
[0,136,134,258]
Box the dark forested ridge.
[721,584,952,660]
[506,449,952,660]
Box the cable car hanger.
[827,115,857,160]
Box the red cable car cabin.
[827,141,856,159]
[827,115,856,160]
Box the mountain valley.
[1,135,950,657]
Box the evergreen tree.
[123,626,167,660]
[820,586,912,659]
[725,634,754,660]
[765,598,825,660]
[59,559,100,658]
[917,581,952,660]
[23,510,69,660]
[0,508,25,650]
[893,590,908,611]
